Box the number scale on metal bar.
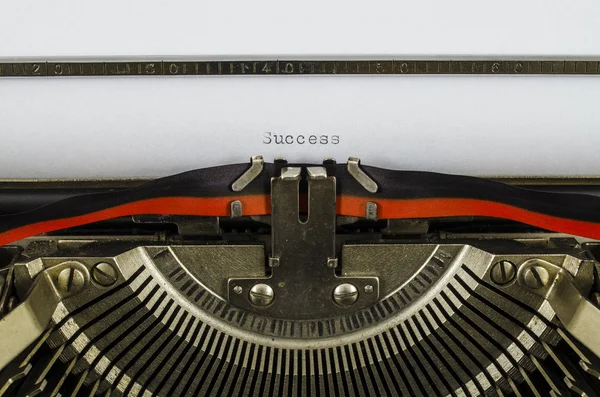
[2,58,600,77]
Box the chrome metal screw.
[57,267,85,293]
[333,283,359,306]
[92,262,118,287]
[522,265,550,289]
[490,260,516,285]
[249,284,274,306]
[364,285,374,294]
[233,285,243,295]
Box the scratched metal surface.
[2,59,600,77]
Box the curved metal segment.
[0,273,59,370]
[1,239,599,396]
[547,272,600,358]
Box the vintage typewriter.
[2,3,600,393]
[1,145,600,396]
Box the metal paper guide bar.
[2,59,600,77]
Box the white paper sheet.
[2,0,599,57]
[1,0,599,178]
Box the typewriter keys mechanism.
[1,158,600,396]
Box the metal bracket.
[365,202,378,220]
[228,166,379,319]
[0,261,89,370]
[231,155,264,192]
[347,157,378,193]
[516,259,600,358]
[230,200,243,218]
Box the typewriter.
[2,3,600,393]
[1,148,600,396]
